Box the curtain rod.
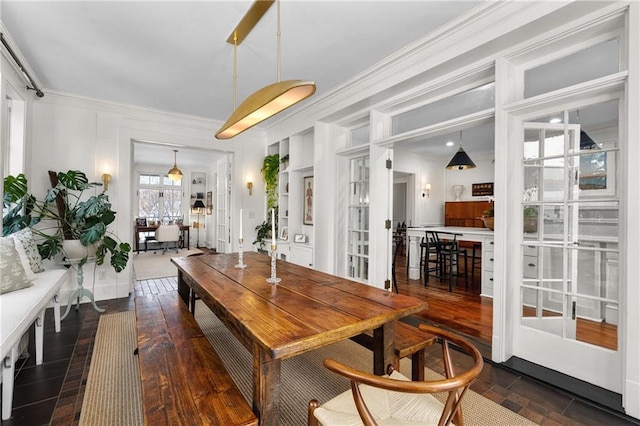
[1,33,44,97]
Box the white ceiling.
[2,1,481,167]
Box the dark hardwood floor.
[2,252,638,425]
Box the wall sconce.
[102,172,111,191]
[422,183,431,198]
[101,165,111,191]
[247,181,253,196]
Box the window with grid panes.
[137,173,183,224]
[348,156,370,282]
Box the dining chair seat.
[308,324,484,426]
[313,370,445,425]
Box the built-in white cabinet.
[290,244,313,268]
[481,238,495,297]
[269,129,315,268]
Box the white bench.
[1,267,70,420]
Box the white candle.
[239,209,243,240]
[271,208,276,246]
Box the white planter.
[62,239,87,262]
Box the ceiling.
[2,1,482,167]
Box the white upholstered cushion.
[314,370,446,426]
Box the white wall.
[393,147,446,227]
[444,153,495,202]
[27,92,266,302]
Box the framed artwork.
[472,182,494,196]
[294,234,307,243]
[206,191,213,215]
[136,217,147,227]
[280,226,288,241]
[303,176,314,225]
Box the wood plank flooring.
[4,251,636,426]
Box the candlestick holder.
[235,238,247,269]
[266,244,281,284]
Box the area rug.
[132,248,203,280]
[78,311,142,426]
[81,304,537,425]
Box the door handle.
[571,301,577,320]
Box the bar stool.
[433,232,468,291]
[422,232,441,285]
[471,242,482,284]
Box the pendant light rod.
[233,32,238,111]
[277,0,281,82]
[225,0,275,45]
[215,0,316,140]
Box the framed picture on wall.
[280,226,288,241]
[303,176,314,225]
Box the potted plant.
[254,154,280,250]
[523,206,538,233]
[3,173,38,235]
[3,171,130,272]
[481,206,494,231]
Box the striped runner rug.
[80,302,537,425]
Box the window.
[137,173,183,224]
[391,82,495,135]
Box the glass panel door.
[348,156,370,282]
[516,100,621,392]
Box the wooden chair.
[308,324,483,426]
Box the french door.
[216,158,230,253]
[514,100,621,392]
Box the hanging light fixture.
[446,131,476,170]
[215,0,316,140]
[167,149,183,181]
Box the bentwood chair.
[308,324,484,426]
[155,224,180,254]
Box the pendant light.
[167,149,183,181]
[446,131,476,170]
[215,0,316,140]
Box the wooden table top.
[171,252,428,361]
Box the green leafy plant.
[261,153,280,210]
[254,154,280,250]
[3,173,38,235]
[2,171,130,272]
[253,217,274,252]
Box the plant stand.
[61,260,104,320]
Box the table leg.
[372,322,396,375]
[177,271,190,307]
[253,345,281,426]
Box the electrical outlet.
[99,270,107,280]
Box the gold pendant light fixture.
[167,149,183,181]
[446,131,476,170]
[215,0,316,140]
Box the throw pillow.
[0,236,34,294]
[12,237,38,280]
[11,227,44,273]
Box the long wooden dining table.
[171,252,428,426]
